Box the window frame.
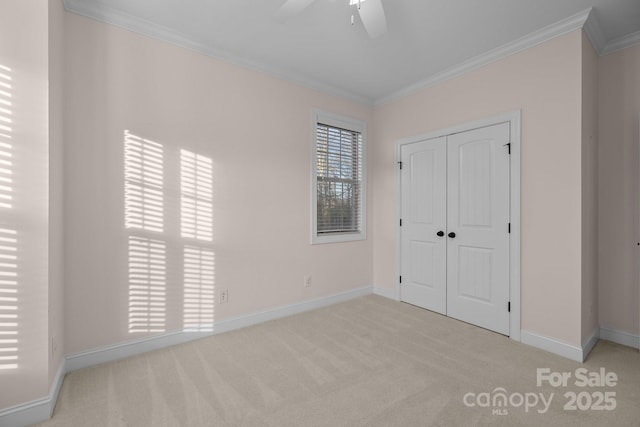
[311,110,367,244]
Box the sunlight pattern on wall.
[128,236,166,333]
[0,65,17,370]
[183,246,215,332]
[0,228,17,370]
[180,149,214,331]
[125,131,167,334]
[180,150,212,241]
[0,65,13,210]
[125,131,164,233]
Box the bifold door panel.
[400,136,447,315]
[400,123,511,335]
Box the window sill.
[312,231,366,245]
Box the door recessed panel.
[410,241,435,288]
[410,150,436,224]
[400,136,447,315]
[458,140,493,228]
[458,246,493,303]
[447,123,510,335]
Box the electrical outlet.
[304,275,312,287]
[219,289,228,304]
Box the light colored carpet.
[35,295,639,426]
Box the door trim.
[395,110,521,342]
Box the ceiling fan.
[275,0,387,38]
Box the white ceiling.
[64,0,640,104]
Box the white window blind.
[127,236,166,333]
[0,65,17,370]
[315,120,364,239]
[180,149,213,241]
[183,246,214,332]
[124,131,164,233]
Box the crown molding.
[583,8,606,54]
[582,10,640,56]
[603,30,640,55]
[62,0,374,106]
[375,8,592,105]
[61,1,640,107]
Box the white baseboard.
[0,397,51,427]
[521,330,585,362]
[213,285,372,334]
[66,285,373,372]
[6,287,635,427]
[66,329,190,372]
[0,360,66,427]
[373,286,395,300]
[599,326,640,349]
[5,286,371,425]
[521,328,601,363]
[582,327,600,361]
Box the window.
[312,111,366,244]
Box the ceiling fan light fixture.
[277,0,385,38]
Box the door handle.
[448,232,456,238]
[437,231,445,237]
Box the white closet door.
[446,123,510,335]
[400,137,447,314]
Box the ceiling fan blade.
[357,0,387,38]
[275,0,318,23]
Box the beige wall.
[49,0,66,390]
[581,32,599,343]
[598,43,640,336]
[2,2,638,416]
[0,0,51,410]
[63,12,374,355]
[372,31,584,346]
